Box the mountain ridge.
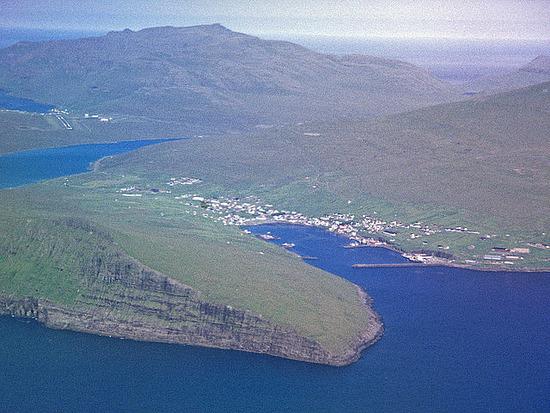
[520,54,550,75]
[0,24,459,130]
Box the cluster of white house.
[110,178,540,267]
[166,177,202,186]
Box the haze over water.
[278,35,550,83]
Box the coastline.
[89,137,184,172]
[0,254,382,367]
[247,221,550,273]
[343,286,385,365]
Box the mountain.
[466,55,550,95]
[522,55,550,74]
[0,24,459,131]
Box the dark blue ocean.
[0,139,176,189]
[1,218,549,411]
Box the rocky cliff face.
[0,217,382,366]
[0,278,381,366]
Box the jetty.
[352,262,438,269]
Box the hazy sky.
[1,0,549,40]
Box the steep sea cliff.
[0,218,380,366]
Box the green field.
[0,170,373,354]
[94,82,550,269]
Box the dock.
[352,262,438,268]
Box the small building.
[510,247,530,254]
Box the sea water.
[0,89,55,113]
[0,139,177,189]
[0,222,548,412]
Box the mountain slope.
[95,81,550,268]
[105,81,550,227]
[0,24,458,130]
[466,55,550,95]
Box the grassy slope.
[0,171,372,353]
[0,218,81,304]
[98,83,550,268]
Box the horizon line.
[1,24,549,43]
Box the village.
[185,195,453,264]
[110,176,542,267]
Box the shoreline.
[89,137,184,172]
[0,257,382,368]
[247,221,550,274]
[0,292,381,367]
[342,286,385,365]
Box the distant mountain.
[0,24,458,131]
[466,55,550,95]
[522,55,550,75]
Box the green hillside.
[97,82,550,269]
[0,171,374,357]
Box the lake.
[0,139,177,189]
[0,146,549,412]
